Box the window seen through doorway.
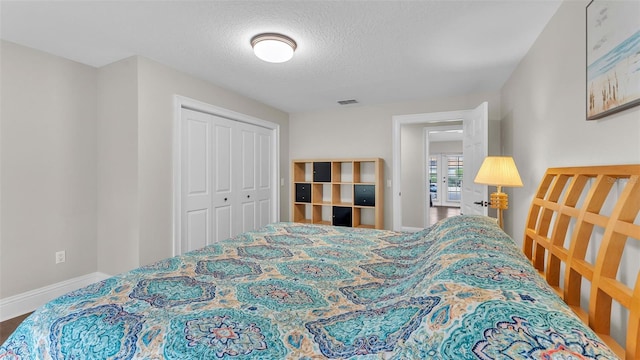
[428,154,463,207]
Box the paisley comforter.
[0,215,617,359]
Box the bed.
[1,165,637,359]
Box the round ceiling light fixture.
[251,33,297,63]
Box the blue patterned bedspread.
[1,216,617,359]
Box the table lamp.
[474,156,523,228]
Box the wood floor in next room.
[430,206,461,224]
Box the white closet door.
[238,124,257,234]
[237,122,273,234]
[181,109,211,251]
[211,115,237,242]
[181,108,274,253]
[256,130,273,228]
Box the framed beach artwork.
[586,0,640,120]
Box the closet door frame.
[172,95,280,256]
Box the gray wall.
[1,41,98,297]
[430,141,463,154]
[501,1,640,344]
[136,57,289,269]
[501,0,640,239]
[289,91,501,229]
[4,1,638,325]
[400,125,465,229]
[399,122,499,229]
[1,41,289,299]
[401,123,427,228]
[97,57,139,275]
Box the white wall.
[501,0,640,239]
[290,92,501,229]
[1,41,98,298]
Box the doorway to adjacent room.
[392,102,488,232]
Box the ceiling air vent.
[337,99,358,105]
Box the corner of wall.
[96,56,141,275]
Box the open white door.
[461,102,488,216]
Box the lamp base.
[489,191,508,229]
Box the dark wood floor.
[0,312,31,345]
[429,205,461,224]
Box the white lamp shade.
[251,33,296,63]
[474,156,523,187]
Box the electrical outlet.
[55,250,66,264]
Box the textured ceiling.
[0,1,562,113]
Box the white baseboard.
[0,272,111,322]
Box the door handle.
[224,197,228,202]
[247,195,250,198]
[474,201,488,207]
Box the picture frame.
[586,0,640,120]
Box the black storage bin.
[354,185,375,206]
[332,206,352,227]
[313,162,331,182]
[295,183,311,203]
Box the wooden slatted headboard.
[523,165,640,359]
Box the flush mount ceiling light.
[251,33,297,63]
